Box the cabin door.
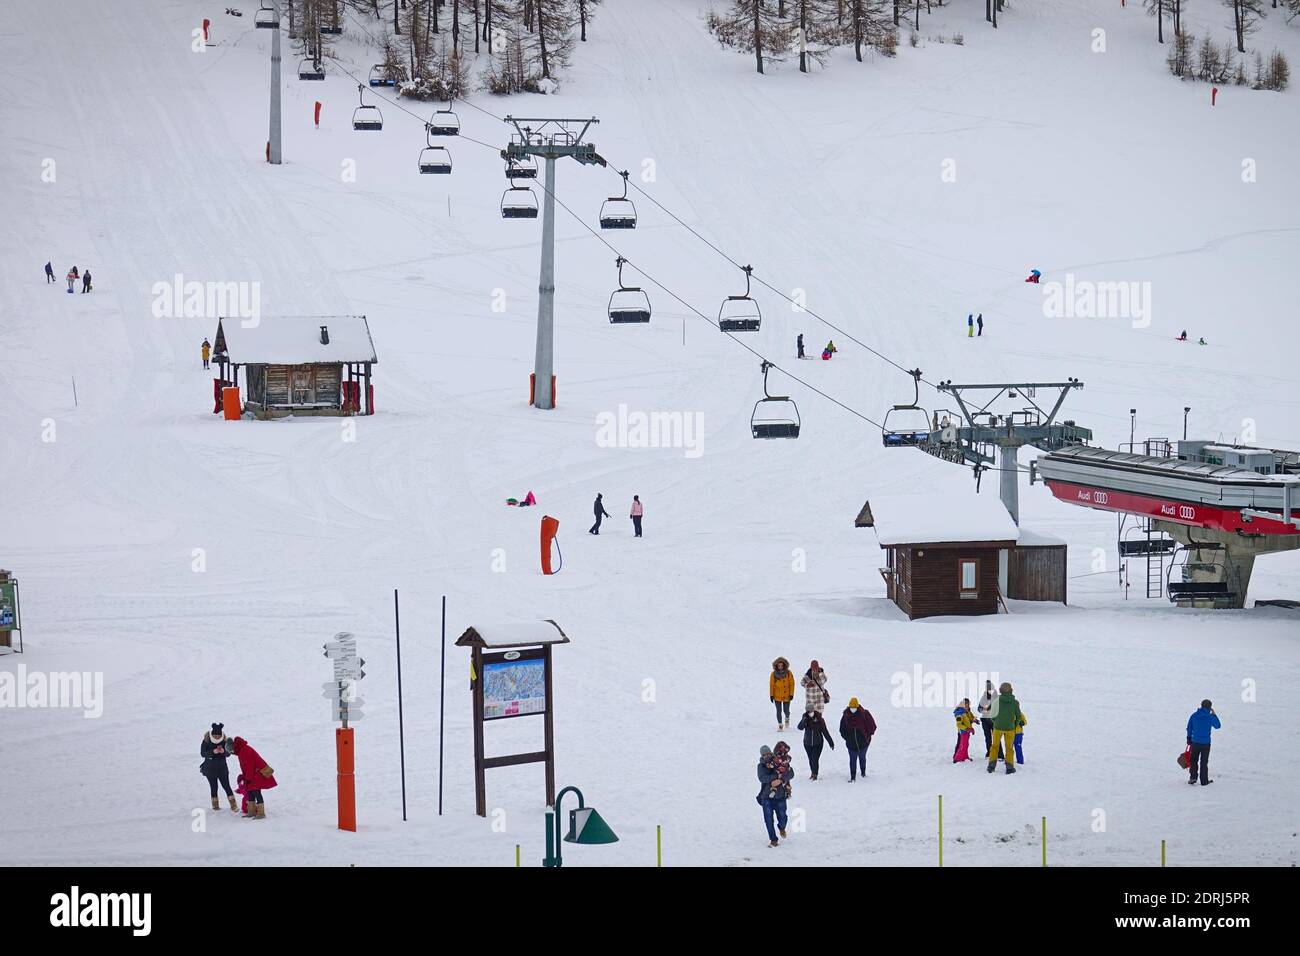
[292,368,314,404]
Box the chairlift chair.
[501,186,539,219]
[751,361,800,439]
[881,368,932,447]
[608,257,651,324]
[255,2,279,28]
[718,265,761,332]
[368,64,396,88]
[505,156,537,180]
[599,170,637,230]
[351,85,382,131]
[297,59,325,81]
[418,145,452,175]
[320,23,343,35]
[428,99,460,137]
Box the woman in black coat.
[796,708,835,780]
[200,722,237,811]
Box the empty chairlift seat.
[369,64,397,88]
[255,2,279,28]
[881,369,931,447]
[599,170,637,229]
[501,187,539,219]
[352,86,382,131]
[751,361,800,439]
[719,264,761,332]
[608,257,650,323]
[298,59,325,81]
[427,103,460,137]
[505,156,537,180]
[418,126,452,173]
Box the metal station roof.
[1048,445,1285,483]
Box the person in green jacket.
[987,682,1022,775]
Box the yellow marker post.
[1161,840,1166,867]
[1041,816,1047,867]
[938,795,943,868]
[515,844,521,867]
[657,824,662,867]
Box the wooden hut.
[1007,527,1068,604]
[856,493,1018,620]
[212,315,377,419]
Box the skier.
[231,736,276,818]
[976,313,984,336]
[769,656,794,730]
[201,338,211,369]
[629,495,643,538]
[81,269,92,293]
[977,679,998,761]
[65,267,77,293]
[1185,699,1221,786]
[987,682,1022,775]
[200,722,237,812]
[800,660,829,714]
[756,744,792,847]
[952,698,976,763]
[44,261,55,283]
[589,493,610,535]
[1177,330,1188,341]
[838,697,877,782]
[797,707,834,780]
[797,333,805,359]
[1014,706,1028,764]
[1025,269,1041,284]
[967,314,974,338]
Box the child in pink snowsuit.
[952,699,976,763]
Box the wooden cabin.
[212,315,377,419]
[856,493,1018,620]
[856,495,1067,619]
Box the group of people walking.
[589,493,644,538]
[956,680,1026,773]
[45,261,92,293]
[200,723,277,819]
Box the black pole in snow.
[438,594,446,816]
[395,588,407,822]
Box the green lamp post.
[541,785,618,868]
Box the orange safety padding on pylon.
[540,515,560,575]
[314,101,322,127]
[336,727,356,832]
[222,386,241,420]
[528,374,558,407]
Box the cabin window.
[959,558,978,598]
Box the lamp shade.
[564,806,618,845]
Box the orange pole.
[336,727,356,832]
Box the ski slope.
[1,0,1298,867]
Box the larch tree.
[576,0,602,41]
[792,0,838,73]
[708,1,793,75]
[1225,0,1264,53]
[1145,0,1166,43]
[847,0,894,60]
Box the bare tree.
[708,0,793,75]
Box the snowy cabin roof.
[455,619,571,650]
[856,493,1019,547]
[214,315,378,366]
[1014,527,1066,548]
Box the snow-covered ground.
[1,0,1297,867]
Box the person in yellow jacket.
[952,698,976,763]
[201,338,211,369]
[1013,708,1027,765]
[769,657,794,730]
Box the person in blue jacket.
[1186,699,1221,786]
[756,744,793,848]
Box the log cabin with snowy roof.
[211,315,378,419]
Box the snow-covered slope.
[1,0,1297,866]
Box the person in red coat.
[838,698,877,782]
[232,737,277,819]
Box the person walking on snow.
[44,261,55,283]
[977,679,997,761]
[1186,699,1221,786]
[967,314,974,338]
[977,313,984,336]
[801,660,829,714]
[1013,706,1028,764]
[770,657,794,729]
[589,493,610,535]
[231,736,277,818]
[953,698,976,763]
[81,269,92,293]
[756,744,793,847]
[797,707,835,780]
[200,722,237,811]
[630,495,643,538]
[202,338,211,370]
[839,698,876,781]
[797,333,805,359]
[65,267,77,293]
[987,683,1022,775]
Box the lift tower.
[502,117,606,410]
